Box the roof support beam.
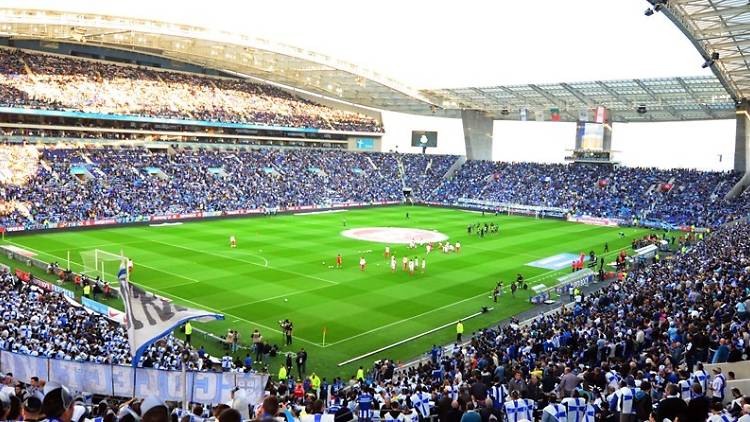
[559,83,596,107]
[594,81,633,109]
[675,76,718,119]
[528,84,579,120]
[689,5,750,19]
[633,79,686,120]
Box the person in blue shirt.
[244,354,253,370]
[712,339,730,364]
[357,387,374,421]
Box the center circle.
[341,227,449,244]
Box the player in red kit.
[336,254,343,269]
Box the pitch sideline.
[2,239,323,347]
[324,245,629,350]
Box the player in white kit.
[408,259,415,275]
[390,256,397,272]
[359,256,366,271]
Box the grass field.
[1,205,651,378]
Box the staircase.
[726,172,750,200]
[79,153,94,165]
[19,56,36,81]
[396,156,408,191]
[365,156,378,170]
[443,156,467,179]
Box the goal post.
[80,249,129,282]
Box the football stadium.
[0,1,747,422]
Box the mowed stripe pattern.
[5,206,648,375]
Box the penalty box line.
[1,239,323,347]
[147,239,339,286]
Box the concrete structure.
[735,100,750,173]
[461,110,494,161]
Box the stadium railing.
[0,351,267,405]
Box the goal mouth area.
[80,249,130,282]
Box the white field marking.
[461,210,485,214]
[322,287,506,348]
[323,244,630,348]
[337,307,491,367]
[219,282,338,312]
[2,239,322,346]
[5,239,203,288]
[46,239,145,254]
[398,290,583,371]
[4,238,631,352]
[148,239,339,285]
[459,243,544,260]
[293,209,347,216]
[149,222,183,227]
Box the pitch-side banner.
[1,351,268,404]
[119,279,224,361]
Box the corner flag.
[119,278,224,366]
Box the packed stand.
[430,161,748,227]
[0,49,383,133]
[0,146,421,227]
[0,267,217,370]
[401,154,458,199]
[310,221,750,422]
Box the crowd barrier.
[0,351,268,405]
[0,250,269,404]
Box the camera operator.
[280,319,293,346]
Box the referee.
[456,320,464,342]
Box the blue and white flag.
[119,279,224,366]
[117,257,128,282]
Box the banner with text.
[1,351,267,404]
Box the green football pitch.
[1,205,651,378]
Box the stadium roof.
[421,76,735,122]
[0,8,739,123]
[658,0,750,104]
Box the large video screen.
[575,122,611,151]
[411,131,438,148]
[355,138,375,150]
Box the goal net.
[80,249,128,282]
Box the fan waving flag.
[119,278,224,366]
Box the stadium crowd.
[248,218,750,422]
[429,161,747,227]
[0,267,212,371]
[0,47,748,419]
[0,49,383,133]
[1,219,749,421]
[1,145,749,230]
